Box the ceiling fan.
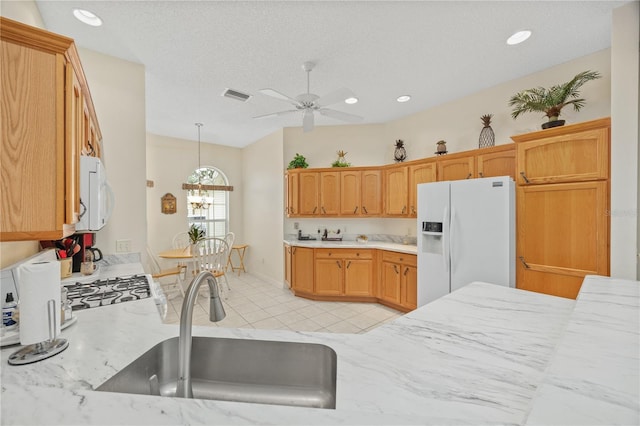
[254,62,363,132]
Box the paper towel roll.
[17,261,61,345]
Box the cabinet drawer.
[315,248,373,259]
[381,251,416,266]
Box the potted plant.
[287,153,309,170]
[331,150,351,167]
[188,224,205,245]
[509,70,601,129]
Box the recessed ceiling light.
[397,95,411,103]
[345,97,358,104]
[507,30,531,45]
[73,9,103,27]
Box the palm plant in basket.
[508,70,601,129]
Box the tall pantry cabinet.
[512,118,610,299]
[0,17,102,241]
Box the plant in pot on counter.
[287,153,309,170]
[508,70,601,129]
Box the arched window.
[187,167,229,239]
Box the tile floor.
[160,273,402,333]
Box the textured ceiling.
[35,1,625,147]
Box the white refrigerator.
[417,176,515,306]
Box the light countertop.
[1,268,638,425]
[284,239,417,255]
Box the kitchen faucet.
[176,271,226,398]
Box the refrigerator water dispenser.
[421,222,443,255]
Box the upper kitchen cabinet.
[0,17,102,241]
[408,160,436,217]
[437,153,475,181]
[319,171,340,215]
[285,172,299,216]
[512,118,609,185]
[360,170,382,216]
[298,171,319,215]
[384,165,408,216]
[340,169,382,216]
[339,170,361,215]
[475,144,516,180]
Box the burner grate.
[64,274,151,311]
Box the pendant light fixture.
[188,123,210,211]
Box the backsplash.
[284,233,417,245]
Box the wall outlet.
[293,222,299,230]
[116,239,132,253]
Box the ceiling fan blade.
[259,88,301,106]
[253,110,298,119]
[315,87,356,107]
[318,108,364,123]
[302,110,314,133]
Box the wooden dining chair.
[146,245,187,298]
[192,238,230,296]
[171,231,191,280]
[223,232,235,272]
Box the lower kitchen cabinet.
[315,249,374,298]
[379,251,417,311]
[284,244,292,287]
[291,246,314,294]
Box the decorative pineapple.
[478,114,495,148]
[394,139,407,162]
[332,150,351,167]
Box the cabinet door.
[298,172,319,215]
[477,148,515,180]
[285,172,299,216]
[408,161,437,217]
[514,125,609,185]
[292,247,314,293]
[340,170,361,215]
[401,265,417,310]
[384,166,408,215]
[516,181,608,299]
[344,259,373,296]
[437,156,475,181]
[380,261,401,304]
[320,171,340,215]
[66,66,83,225]
[361,170,382,215]
[315,259,343,295]
[284,245,292,288]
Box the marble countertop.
[1,268,638,425]
[284,238,418,255]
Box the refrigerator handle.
[450,207,456,272]
[442,206,449,272]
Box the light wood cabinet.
[379,251,417,310]
[513,118,610,299]
[476,146,516,180]
[284,244,292,287]
[340,170,361,215]
[291,246,314,294]
[285,172,299,216]
[361,170,382,216]
[315,249,374,297]
[437,154,475,181]
[320,172,340,215]
[408,160,437,217]
[0,17,101,241]
[384,166,408,216]
[298,172,319,215]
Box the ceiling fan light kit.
[254,61,363,132]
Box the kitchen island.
[1,270,638,425]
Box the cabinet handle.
[520,172,530,184]
[478,172,484,178]
[336,261,342,268]
[321,206,326,214]
[353,206,358,214]
[402,206,406,214]
[411,206,416,215]
[312,206,317,214]
[393,265,399,274]
[519,256,530,269]
[292,247,296,254]
[404,267,409,276]
[362,206,368,214]
[346,261,351,269]
[466,173,472,179]
[290,207,295,214]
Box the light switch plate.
[116,239,132,253]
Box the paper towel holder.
[8,299,69,365]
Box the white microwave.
[76,156,114,231]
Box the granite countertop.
[1,268,638,425]
[284,238,418,255]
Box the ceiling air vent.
[222,88,252,102]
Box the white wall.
[78,48,147,259]
[242,129,285,284]
[146,133,244,257]
[611,1,640,280]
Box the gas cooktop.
[64,274,151,311]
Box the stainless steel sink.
[96,336,337,409]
